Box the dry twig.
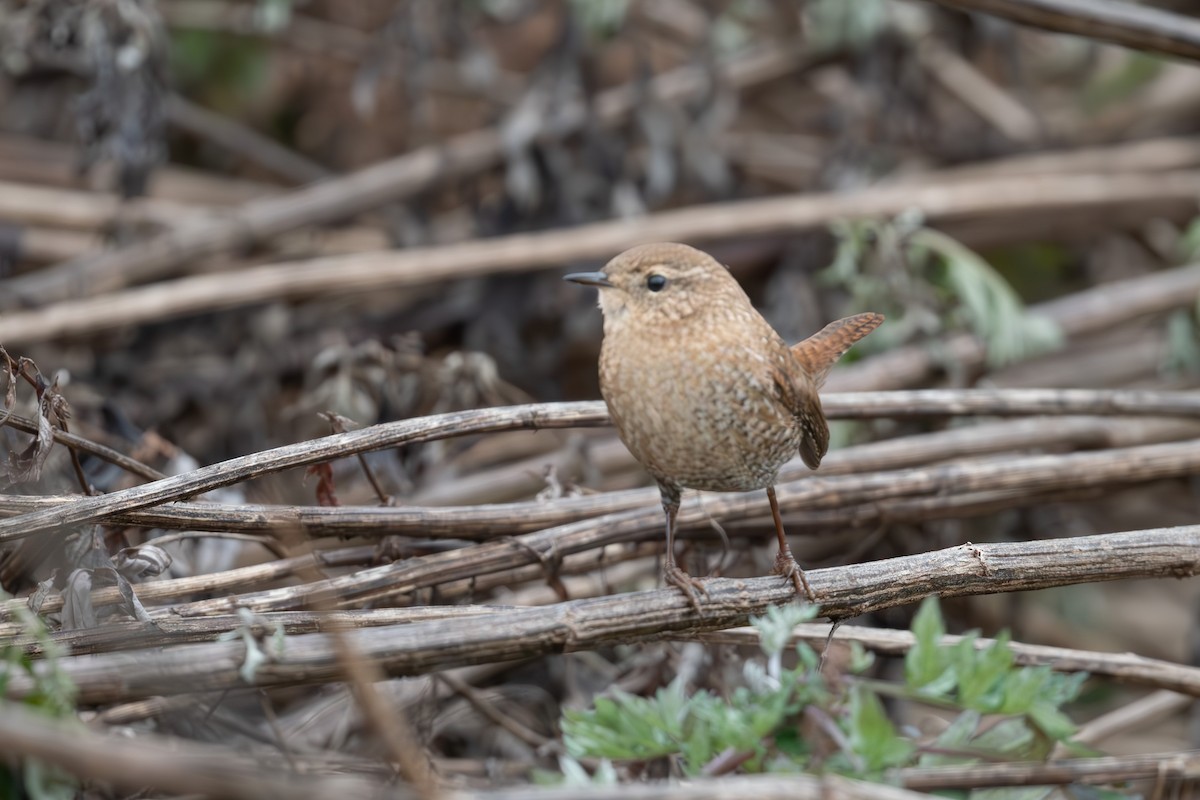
[1,390,1197,541]
[700,624,1200,697]
[2,170,1197,343]
[0,698,943,799]
[5,526,1199,704]
[927,0,1200,62]
[0,43,811,308]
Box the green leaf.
[1179,216,1200,262]
[846,685,916,773]
[905,597,950,689]
[750,603,819,657]
[968,788,1054,800]
[954,632,1014,712]
[918,710,981,768]
[567,0,631,39]
[19,759,77,800]
[848,641,875,674]
[1066,787,1142,800]
[913,228,1063,366]
[997,664,1051,714]
[971,717,1035,758]
[1027,701,1076,743]
[804,0,892,52]
[562,682,693,761]
[1,592,77,720]
[1163,310,1200,377]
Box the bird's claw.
[664,563,709,613]
[773,549,817,603]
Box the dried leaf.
[3,393,54,485]
[95,566,153,623]
[0,347,15,429]
[113,544,172,580]
[26,576,55,615]
[319,411,359,434]
[60,569,97,631]
[44,375,72,426]
[306,462,340,507]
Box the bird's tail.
[790,312,884,388]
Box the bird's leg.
[767,485,816,602]
[659,484,707,612]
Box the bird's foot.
[773,549,817,603]
[664,563,709,613]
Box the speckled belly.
[601,349,801,493]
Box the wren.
[565,242,883,609]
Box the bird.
[564,242,883,609]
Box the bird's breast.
[598,319,801,492]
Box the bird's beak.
[563,271,614,288]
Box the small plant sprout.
[561,598,1101,792]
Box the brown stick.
[165,95,330,185]
[158,438,1200,616]
[829,262,1200,391]
[0,699,938,800]
[700,624,1200,697]
[0,414,1190,536]
[0,411,164,482]
[0,388,1195,544]
[898,749,1200,791]
[927,0,1200,63]
[2,169,1197,342]
[0,390,1197,541]
[5,526,1200,704]
[15,607,1200,701]
[0,43,811,308]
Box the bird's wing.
[767,346,829,470]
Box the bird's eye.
[646,274,667,292]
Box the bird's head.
[563,242,745,326]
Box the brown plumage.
[565,242,883,608]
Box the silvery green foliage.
[824,214,1063,367]
[561,597,1105,794]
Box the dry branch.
[898,749,1200,791]
[2,414,1193,536]
[2,419,1190,544]
[824,388,1200,417]
[890,135,1200,182]
[0,401,607,541]
[2,698,1197,799]
[6,607,495,656]
[160,436,1200,614]
[12,227,99,264]
[0,179,214,231]
[1,390,1197,541]
[1065,690,1193,749]
[700,624,1200,697]
[0,701,409,800]
[5,526,1199,704]
[0,699,940,800]
[165,94,330,185]
[159,0,370,62]
[830,262,1200,391]
[927,0,1200,62]
[2,169,1197,343]
[14,611,1200,700]
[0,483,1142,622]
[1,411,164,482]
[0,546,378,621]
[914,36,1040,142]
[0,43,811,308]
